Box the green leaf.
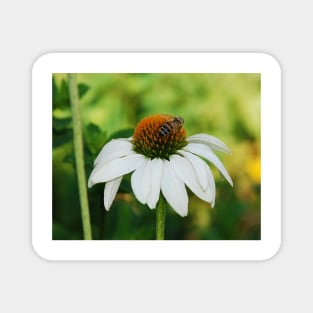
[86,122,103,136]
[52,76,58,101]
[84,149,97,171]
[53,130,72,148]
[107,128,134,141]
[78,83,90,98]
[53,79,70,110]
[84,123,107,155]
[52,77,90,110]
[53,116,72,132]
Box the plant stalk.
[156,195,166,240]
[67,73,92,240]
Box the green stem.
[156,195,166,240]
[67,74,92,240]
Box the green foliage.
[52,73,261,240]
[107,128,134,141]
[52,77,90,110]
[84,123,107,155]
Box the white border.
[32,53,281,261]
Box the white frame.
[32,53,281,261]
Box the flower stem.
[156,195,166,240]
[67,73,92,240]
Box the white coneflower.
[88,114,233,218]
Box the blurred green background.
[53,73,260,240]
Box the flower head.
[88,114,233,217]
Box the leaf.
[84,149,96,172]
[52,76,58,101]
[52,79,70,110]
[107,128,134,141]
[53,116,72,132]
[86,123,103,136]
[53,130,72,148]
[52,77,90,110]
[84,123,107,155]
[78,83,90,98]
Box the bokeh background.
[53,73,260,240]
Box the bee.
[159,115,184,136]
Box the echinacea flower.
[88,114,233,217]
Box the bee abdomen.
[159,123,173,136]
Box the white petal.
[187,134,231,154]
[170,155,213,203]
[178,150,216,205]
[88,154,145,187]
[146,158,163,209]
[184,143,233,186]
[131,158,150,205]
[161,160,188,217]
[178,150,209,190]
[94,138,134,166]
[205,167,216,207]
[103,176,123,211]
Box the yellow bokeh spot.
[246,156,261,184]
